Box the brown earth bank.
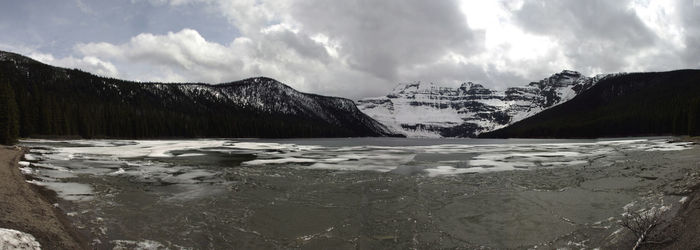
[645,183,700,250]
[0,146,86,249]
[602,137,700,250]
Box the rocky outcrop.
[357,70,624,137]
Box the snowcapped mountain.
[357,70,624,137]
[482,69,700,138]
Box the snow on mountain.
[357,70,624,137]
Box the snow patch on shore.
[0,228,41,250]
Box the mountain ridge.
[0,50,398,144]
[357,70,625,137]
[480,69,700,138]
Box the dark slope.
[0,50,397,143]
[481,69,700,138]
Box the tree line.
[0,55,385,144]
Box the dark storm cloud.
[516,0,655,46]
[289,0,479,81]
[263,29,331,63]
[679,0,700,67]
[514,0,658,72]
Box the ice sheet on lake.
[21,138,693,177]
[22,154,37,161]
[26,180,94,201]
[235,138,690,175]
[18,138,693,204]
[111,239,171,250]
[22,139,228,159]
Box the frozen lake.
[18,138,698,249]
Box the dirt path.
[0,146,85,249]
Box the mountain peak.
[392,81,425,94]
[528,69,586,89]
[559,69,581,76]
[459,81,485,90]
[357,69,614,138]
[218,76,292,91]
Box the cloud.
[678,0,700,67]
[513,0,661,74]
[286,0,479,80]
[74,0,484,98]
[74,0,95,15]
[4,0,699,98]
[130,0,199,6]
[0,43,118,77]
[31,53,119,78]
[73,28,369,96]
[76,29,248,83]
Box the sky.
[0,0,698,98]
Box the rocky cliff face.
[357,70,623,137]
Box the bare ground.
[644,183,700,250]
[0,146,86,249]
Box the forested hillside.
[481,70,700,138]
[0,50,396,144]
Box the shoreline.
[0,146,86,249]
[4,138,700,248]
[647,183,700,249]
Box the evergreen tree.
[0,80,19,144]
[0,50,394,140]
[483,70,700,138]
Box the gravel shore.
[0,146,85,249]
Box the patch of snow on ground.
[0,228,41,250]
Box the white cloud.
[629,0,685,49]
[77,29,248,82]
[74,0,481,98]
[73,28,381,96]
[457,0,572,85]
[4,0,696,98]
[0,43,118,77]
[32,52,119,78]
